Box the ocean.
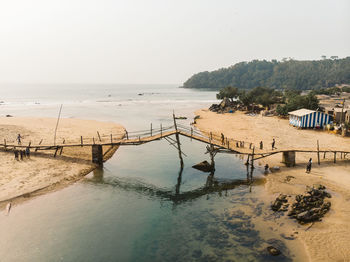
[0,84,296,261]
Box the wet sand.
[195,109,350,262]
[0,117,125,204]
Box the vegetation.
[217,86,283,109]
[276,92,320,116]
[183,57,350,90]
[216,86,320,115]
[313,85,350,95]
[216,86,239,101]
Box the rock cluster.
[209,98,239,113]
[271,194,289,212]
[288,184,331,224]
[271,184,332,224]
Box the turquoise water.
[0,85,295,261]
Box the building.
[346,110,350,124]
[288,109,332,128]
[333,107,346,123]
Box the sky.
[0,0,349,85]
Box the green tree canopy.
[183,57,350,91]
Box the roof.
[334,107,345,113]
[288,109,315,116]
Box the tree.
[216,86,239,102]
[183,57,350,91]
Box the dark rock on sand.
[267,246,281,256]
[287,184,332,224]
[271,194,288,212]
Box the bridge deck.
[0,128,349,158]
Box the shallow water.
[0,84,298,261]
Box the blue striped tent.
[288,109,332,128]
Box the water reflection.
[89,162,263,205]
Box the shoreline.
[194,109,350,262]
[0,117,125,207]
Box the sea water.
[0,84,297,261]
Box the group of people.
[14,133,31,160]
[14,147,30,161]
[259,138,277,150]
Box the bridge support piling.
[282,151,296,167]
[92,144,103,166]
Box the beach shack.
[288,109,331,128]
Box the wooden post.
[4,139,6,150]
[160,124,162,138]
[93,137,95,144]
[323,152,326,159]
[81,136,83,147]
[246,154,250,165]
[334,152,336,163]
[210,132,213,141]
[209,144,215,170]
[190,127,193,140]
[150,123,153,136]
[227,140,230,149]
[139,136,140,142]
[317,140,320,165]
[110,134,113,144]
[92,144,103,165]
[54,147,59,157]
[251,146,255,168]
[225,137,228,145]
[59,139,65,155]
[126,130,129,140]
[35,139,43,152]
[173,113,184,168]
[97,131,102,142]
[341,152,343,159]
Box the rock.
[271,194,288,212]
[285,175,295,182]
[192,161,214,172]
[6,114,13,117]
[267,246,281,256]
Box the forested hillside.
[183,57,350,90]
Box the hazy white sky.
[0,0,349,84]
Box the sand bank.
[195,109,350,262]
[0,117,125,204]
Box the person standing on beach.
[25,147,30,158]
[306,158,312,173]
[260,141,263,150]
[221,133,225,145]
[17,134,22,145]
[14,148,19,160]
[20,150,24,160]
[271,138,276,150]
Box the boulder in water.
[192,161,213,172]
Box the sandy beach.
[0,117,125,204]
[195,109,350,262]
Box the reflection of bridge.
[90,167,264,204]
[1,114,349,166]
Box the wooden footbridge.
[1,114,349,167]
